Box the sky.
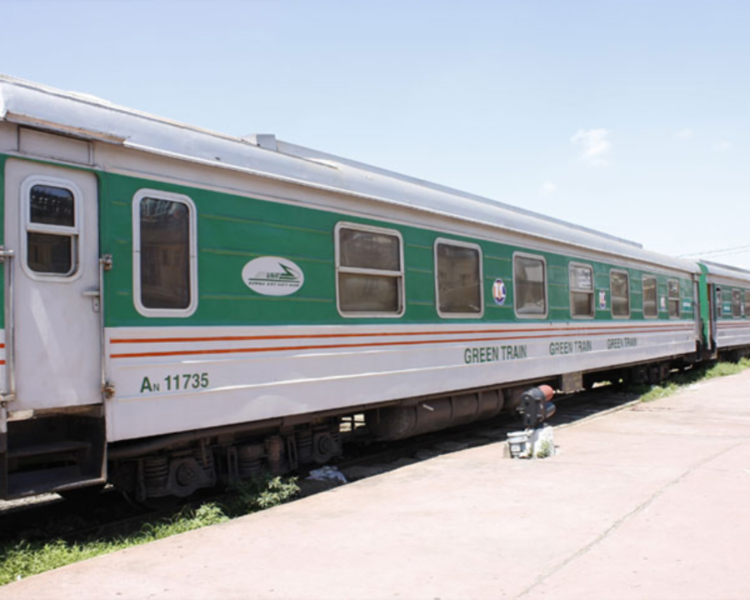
[2,0,749,269]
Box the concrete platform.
[4,370,750,600]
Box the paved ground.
[4,370,750,600]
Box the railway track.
[0,384,639,545]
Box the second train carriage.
[700,261,750,355]
[0,75,749,501]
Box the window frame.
[512,251,548,319]
[609,269,631,319]
[568,262,594,319]
[716,287,723,319]
[434,238,484,319]
[334,221,405,318]
[641,275,658,319]
[745,290,750,318]
[667,278,681,319]
[20,175,84,282]
[132,189,198,318]
[732,289,742,318]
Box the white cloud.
[540,182,557,195]
[571,128,611,166]
[674,128,693,141]
[712,140,731,152]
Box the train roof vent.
[242,133,278,152]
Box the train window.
[25,183,79,276]
[133,190,197,317]
[642,276,658,318]
[610,270,630,318]
[569,263,594,318]
[435,240,483,317]
[514,253,547,317]
[336,223,404,316]
[732,289,742,318]
[30,184,75,227]
[745,291,750,317]
[668,280,680,318]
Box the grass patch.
[632,358,750,403]
[0,475,299,586]
[703,358,750,379]
[535,438,554,459]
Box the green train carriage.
[0,75,748,501]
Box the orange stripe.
[110,327,693,360]
[111,323,693,346]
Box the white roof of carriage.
[0,74,699,274]
[701,261,750,284]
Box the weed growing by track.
[632,358,750,403]
[0,475,299,586]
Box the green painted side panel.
[98,171,697,328]
[0,156,701,330]
[103,173,339,327]
[713,283,750,320]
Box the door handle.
[82,289,100,312]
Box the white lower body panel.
[716,322,750,349]
[105,322,697,442]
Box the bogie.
[108,420,343,502]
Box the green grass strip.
[0,475,299,586]
[631,357,750,403]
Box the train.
[0,74,748,502]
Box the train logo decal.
[598,290,607,309]
[242,256,305,296]
[492,279,507,305]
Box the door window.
[25,183,79,276]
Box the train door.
[693,280,702,347]
[712,286,721,349]
[4,159,102,412]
